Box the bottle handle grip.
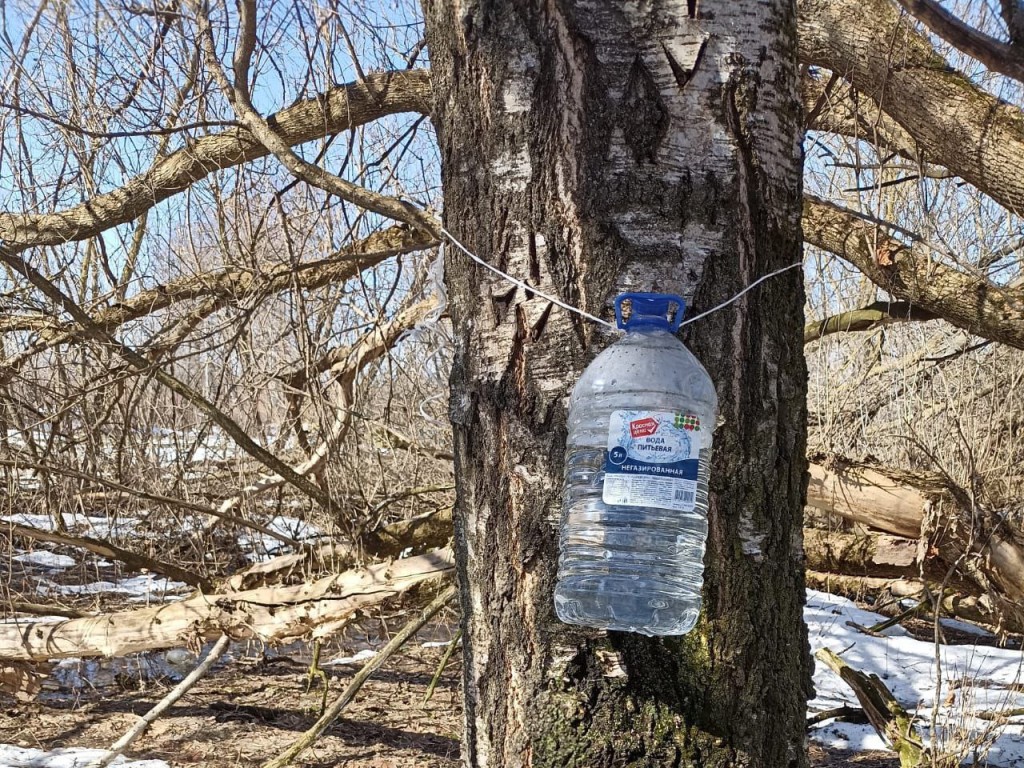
[614,293,686,332]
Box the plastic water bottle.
[555,293,718,636]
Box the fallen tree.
[807,455,1024,631]
[803,529,919,579]
[804,571,1022,635]
[0,548,453,662]
[816,648,926,768]
[6,452,1022,667]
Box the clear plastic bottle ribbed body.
[555,294,718,636]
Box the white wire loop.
[439,225,801,332]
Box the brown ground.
[0,630,899,768]
[1,636,462,768]
[1,548,904,767]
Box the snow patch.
[805,589,1024,765]
[13,552,76,569]
[238,515,324,562]
[0,745,169,767]
[939,617,997,639]
[2,513,139,538]
[420,640,453,649]
[36,574,187,601]
[323,648,377,666]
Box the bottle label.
[603,410,708,512]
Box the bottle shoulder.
[572,330,718,411]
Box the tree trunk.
[424,1,810,766]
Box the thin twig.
[806,704,868,727]
[262,584,456,768]
[422,627,461,705]
[87,634,231,768]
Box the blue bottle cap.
[614,293,686,332]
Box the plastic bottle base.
[554,587,700,637]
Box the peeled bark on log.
[803,529,919,578]
[0,662,48,700]
[807,457,1024,603]
[807,459,936,539]
[0,548,454,662]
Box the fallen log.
[803,529,919,578]
[0,548,454,662]
[807,459,939,539]
[806,456,1024,630]
[805,570,1021,636]
[225,506,454,591]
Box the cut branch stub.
[815,648,926,768]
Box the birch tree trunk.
[424,1,810,765]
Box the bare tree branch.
[804,196,1024,349]
[1002,0,1024,45]
[0,456,303,549]
[800,0,1024,214]
[209,296,439,522]
[87,633,232,768]
[804,301,939,343]
[0,245,336,509]
[0,225,437,380]
[6,520,212,591]
[193,0,439,237]
[896,0,1024,83]
[0,70,431,247]
[802,71,923,162]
